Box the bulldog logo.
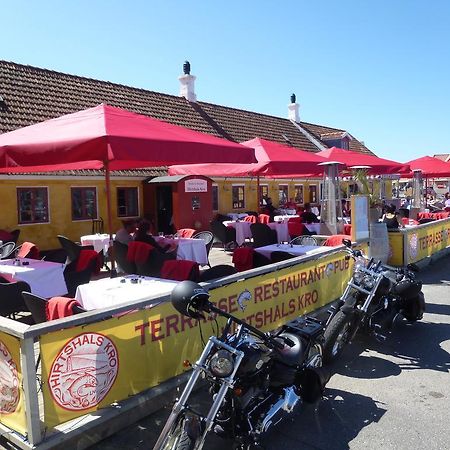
[48,333,118,411]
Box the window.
[212,185,219,211]
[259,184,269,206]
[309,185,318,203]
[17,187,49,224]
[71,187,97,220]
[294,185,304,204]
[278,185,289,206]
[232,185,245,209]
[117,187,139,217]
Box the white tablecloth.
[80,234,111,254]
[0,258,68,298]
[273,214,300,223]
[267,222,290,243]
[254,244,329,259]
[75,275,177,310]
[226,213,248,221]
[277,208,297,216]
[223,221,252,246]
[154,237,208,266]
[304,223,321,234]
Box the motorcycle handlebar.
[207,303,287,350]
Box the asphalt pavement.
[92,256,450,450]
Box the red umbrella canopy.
[169,137,327,177]
[404,156,450,177]
[317,147,408,175]
[0,104,256,171]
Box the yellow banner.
[41,251,352,427]
[0,332,27,435]
[387,232,404,266]
[404,219,450,264]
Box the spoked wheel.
[160,413,201,450]
[323,311,354,363]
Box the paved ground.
[92,255,450,450]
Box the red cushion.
[287,222,305,237]
[259,214,270,224]
[127,241,154,264]
[161,260,199,281]
[46,297,82,320]
[76,249,101,274]
[17,242,40,259]
[323,234,351,247]
[232,247,254,272]
[243,215,257,223]
[343,224,352,235]
[177,228,196,238]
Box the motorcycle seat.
[275,332,307,367]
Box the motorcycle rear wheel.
[161,413,200,450]
[323,310,354,363]
[403,291,426,321]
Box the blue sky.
[2,1,449,161]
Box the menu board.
[350,195,369,241]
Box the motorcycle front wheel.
[160,413,201,450]
[323,310,354,363]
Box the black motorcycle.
[322,239,426,363]
[153,281,330,450]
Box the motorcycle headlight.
[209,350,234,378]
[362,275,375,290]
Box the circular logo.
[0,340,20,414]
[48,333,119,411]
[409,233,418,260]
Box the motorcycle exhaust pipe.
[297,367,331,404]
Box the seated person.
[341,199,350,217]
[444,193,450,209]
[262,197,277,221]
[134,220,173,253]
[300,203,319,223]
[115,219,137,245]
[382,204,400,229]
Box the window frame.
[231,184,245,210]
[309,184,318,203]
[278,184,289,206]
[71,186,98,221]
[212,184,219,211]
[117,186,140,218]
[294,184,304,204]
[259,184,269,206]
[17,187,50,225]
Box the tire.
[161,413,200,450]
[403,291,426,322]
[323,310,354,363]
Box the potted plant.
[353,168,381,222]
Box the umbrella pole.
[256,175,261,213]
[105,161,117,277]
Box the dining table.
[154,236,208,266]
[267,222,290,243]
[0,258,68,298]
[75,275,178,310]
[273,214,300,223]
[226,213,248,221]
[80,233,112,254]
[304,223,321,234]
[223,220,252,246]
[254,243,330,260]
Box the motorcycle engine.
[368,296,398,331]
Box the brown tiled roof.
[0,60,374,163]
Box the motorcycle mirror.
[342,239,352,248]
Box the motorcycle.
[322,239,426,363]
[153,281,331,450]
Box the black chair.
[92,217,104,234]
[22,292,48,324]
[0,242,16,259]
[250,223,277,248]
[136,248,177,277]
[199,265,238,282]
[113,240,136,274]
[57,235,82,264]
[253,251,271,268]
[10,229,20,245]
[192,231,214,267]
[63,258,97,298]
[210,220,237,250]
[270,251,296,263]
[0,280,31,318]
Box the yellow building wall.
[0,177,144,251]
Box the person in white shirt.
[115,219,137,245]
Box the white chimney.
[288,93,300,122]
[178,60,197,102]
